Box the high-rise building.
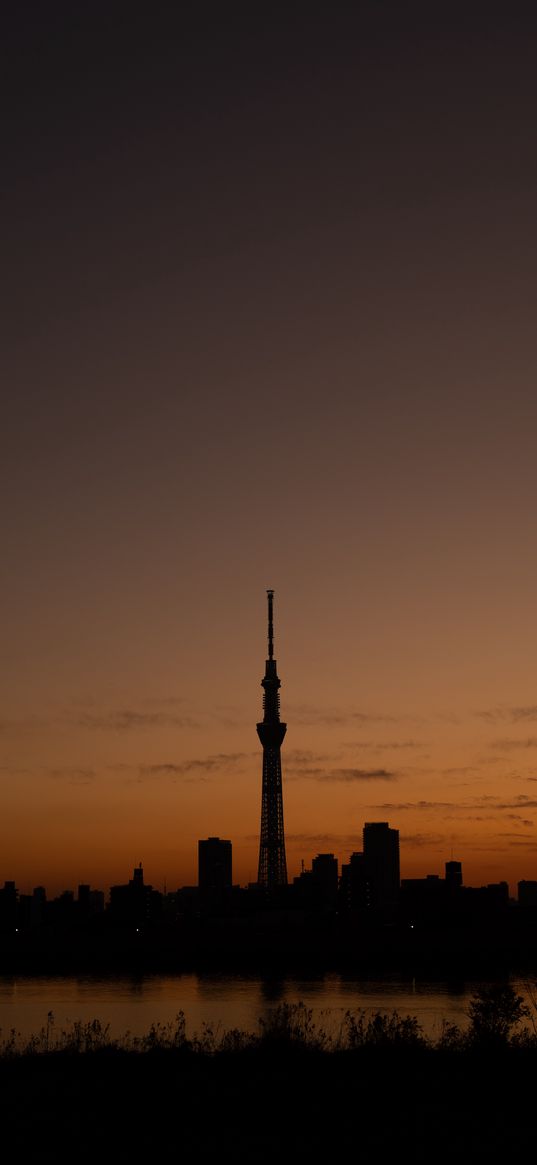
[518,880,537,908]
[340,850,369,912]
[311,853,339,911]
[257,590,288,889]
[445,860,463,891]
[363,822,400,910]
[198,837,232,891]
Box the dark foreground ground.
[1,1045,534,1162]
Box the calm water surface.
[1,974,536,1041]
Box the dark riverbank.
[2,913,537,976]
[2,1040,535,1162]
[2,990,536,1161]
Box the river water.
[1,973,536,1043]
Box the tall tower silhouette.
[257,589,288,888]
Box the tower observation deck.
[256,590,288,888]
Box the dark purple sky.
[3,3,537,891]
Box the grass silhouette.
[1,986,535,1059]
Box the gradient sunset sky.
[4,2,537,895]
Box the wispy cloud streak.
[371,795,537,812]
[78,709,198,731]
[137,753,252,781]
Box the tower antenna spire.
[267,589,274,660]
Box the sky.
[3,2,537,895]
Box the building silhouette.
[256,589,288,889]
[400,873,447,922]
[77,883,105,918]
[340,851,368,912]
[0,881,18,932]
[518,880,537,909]
[311,853,339,911]
[109,863,160,925]
[445,860,463,891]
[198,838,232,891]
[363,822,400,910]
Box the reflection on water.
[259,978,286,1004]
[0,974,535,1041]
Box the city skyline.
[0,820,526,904]
[3,6,537,894]
[0,806,531,903]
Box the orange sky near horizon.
[3,5,537,896]
[3,580,537,897]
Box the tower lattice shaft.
[257,590,288,888]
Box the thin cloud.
[287,706,349,727]
[139,696,188,708]
[444,814,497,822]
[400,832,446,849]
[341,740,425,752]
[286,832,360,847]
[349,712,400,724]
[138,753,252,781]
[139,764,186,777]
[48,768,95,784]
[285,749,340,765]
[289,767,398,783]
[288,705,400,727]
[371,795,537,813]
[475,708,505,723]
[78,709,198,731]
[284,767,327,780]
[440,766,479,776]
[477,706,537,724]
[372,801,454,811]
[493,800,537,810]
[323,768,397,782]
[490,738,537,751]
